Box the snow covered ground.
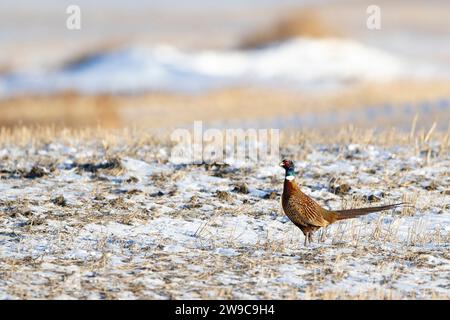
[0,38,446,98]
[0,134,448,299]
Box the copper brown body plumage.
[279,159,403,245]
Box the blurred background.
[0,0,449,131]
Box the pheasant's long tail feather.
[333,203,404,221]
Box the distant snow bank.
[0,38,444,97]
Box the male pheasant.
[279,159,403,245]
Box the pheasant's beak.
[279,161,285,168]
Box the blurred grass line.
[0,81,449,130]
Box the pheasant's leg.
[304,233,309,246]
[308,232,313,243]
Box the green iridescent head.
[279,159,295,178]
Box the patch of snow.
[121,157,158,177]
[215,247,239,257]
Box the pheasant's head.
[279,159,295,178]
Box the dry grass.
[239,8,339,49]
[0,120,448,151]
[0,93,121,128]
[0,81,449,130]
[282,123,449,150]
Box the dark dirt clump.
[52,195,67,207]
[233,183,249,194]
[24,166,47,179]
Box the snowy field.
[0,129,448,299]
[1,38,447,98]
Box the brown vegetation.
[240,9,339,49]
[0,81,449,131]
[0,92,121,128]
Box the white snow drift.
[0,38,443,97]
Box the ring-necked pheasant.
[279,159,403,245]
